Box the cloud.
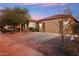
[38,3,66,7]
[21,3,38,6]
[22,3,34,5]
[21,3,66,7]
[30,13,45,20]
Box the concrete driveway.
[0,32,67,56]
[0,33,43,56]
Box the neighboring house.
[38,14,79,34]
[28,20,37,28]
[28,20,38,31]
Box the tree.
[0,7,31,32]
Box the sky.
[0,3,79,20]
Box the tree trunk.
[22,25,25,32]
[19,25,22,32]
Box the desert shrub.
[64,41,79,56]
[73,37,79,44]
[72,23,79,35]
[64,23,79,55]
[0,28,6,33]
[29,27,36,32]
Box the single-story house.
[0,13,78,34]
[37,14,79,34]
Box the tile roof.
[38,14,79,23]
[29,20,38,22]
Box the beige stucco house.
[29,20,37,28]
[38,14,79,34]
[28,20,38,31]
